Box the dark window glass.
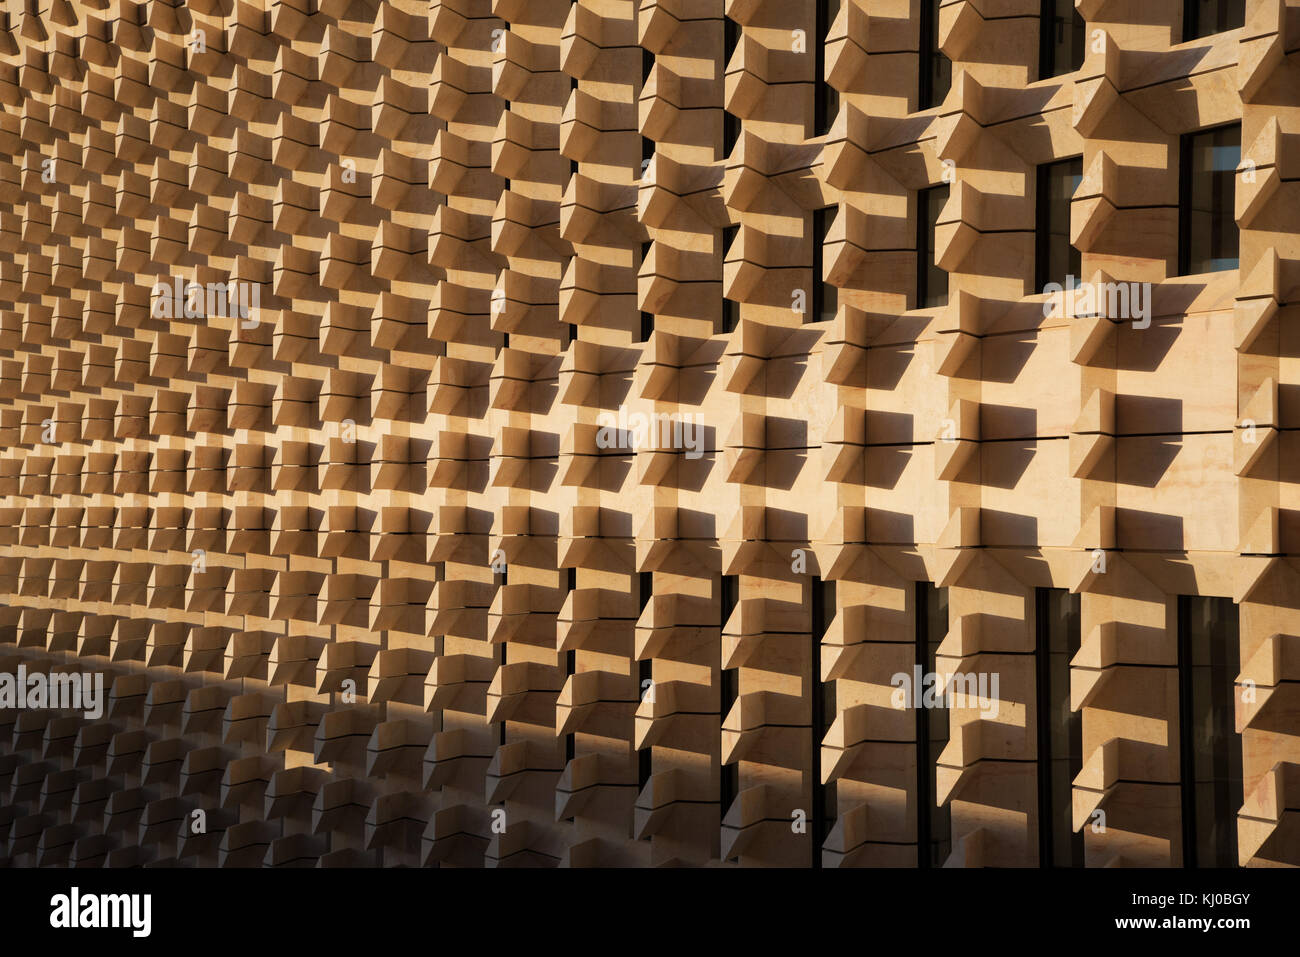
[1178,595,1242,868]
[813,0,841,136]
[1039,0,1085,79]
[722,110,740,159]
[565,569,577,764]
[641,135,654,180]
[724,16,739,62]
[641,241,655,337]
[916,581,950,867]
[498,642,507,745]
[815,84,840,140]
[720,574,739,629]
[638,571,653,613]
[637,571,655,797]
[1179,124,1240,276]
[919,0,951,111]
[811,576,837,866]
[1184,0,1245,41]
[638,653,653,791]
[565,648,576,761]
[641,240,652,294]
[720,574,741,815]
[722,18,741,157]
[642,47,654,84]
[810,206,838,324]
[1036,157,1082,292]
[638,739,652,792]
[720,664,739,812]
[722,225,740,332]
[564,253,578,345]
[1036,588,1084,867]
[722,299,739,333]
[812,576,836,641]
[917,185,949,308]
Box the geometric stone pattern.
[0,0,1297,867]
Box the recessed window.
[810,206,838,324]
[917,185,949,308]
[719,667,739,811]
[721,574,739,631]
[1178,124,1240,276]
[565,647,576,762]
[722,17,741,158]
[637,719,652,791]
[1036,588,1084,867]
[565,572,577,766]
[722,111,740,159]
[813,0,841,136]
[1039,0,1086,79]
[497,641,507,745]
[919,0,951,111]
[719,575,740,815]
[722,301,739,333]
[1178,595,1242,868]
[638,571,654,792]
[1183,0,1245,41]
[641,135,654,180]
[640,241,655,340]
[916,581,950,868]
[811,576,837,867]
[639,571,653,613]
[721,225,740,333]
[1036,156,1082,292]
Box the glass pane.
[1185,0,1246,41]
[919,186,950,308]
[918,582,951,866]
[1041,0,1086,78]
[1180,595,1242,867]
[811,574,837,864]
[1039,588,1084,866]
[1181,125,1240,275]
[814,206,839,324]
[814,0,841,136]
[721,226,739,332]
[816,83,839,138]
[1038,157,1082,291]
[920,0,951,110]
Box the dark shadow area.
[1116,507,1185,551]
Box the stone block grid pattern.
[0,0,1296,867]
